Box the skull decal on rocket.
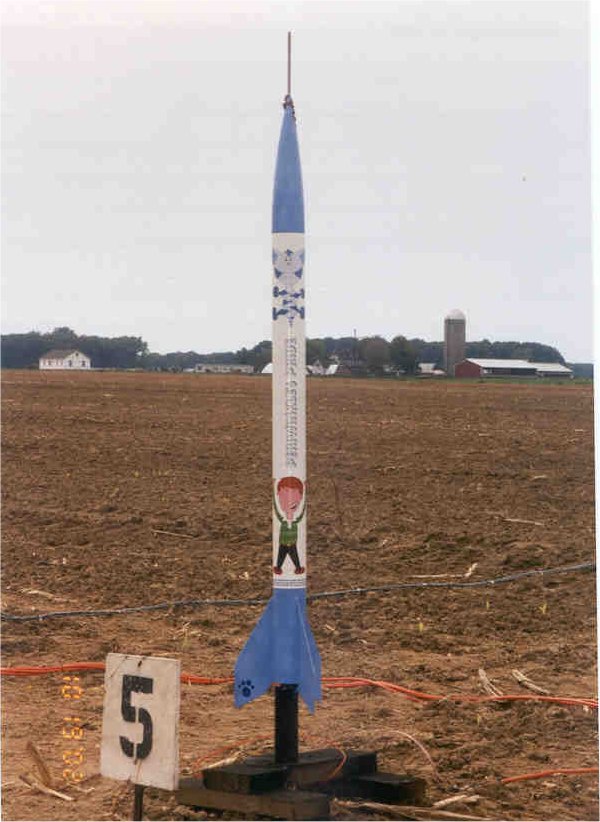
[273,247,305,322]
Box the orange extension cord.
[1,663,597,711]
[2,663,597,788]
[502,767,599,784]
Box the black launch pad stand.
[177,685,427,820]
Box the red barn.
[455,358,538,378]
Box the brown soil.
[1,371,597,821]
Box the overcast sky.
[1,0,592,361]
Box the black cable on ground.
[311,561,596,598]
[1,562,594,623]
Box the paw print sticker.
[238,679,254,698]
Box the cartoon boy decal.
[273,476,306,575]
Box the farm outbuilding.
[535,362,574,378]
[455,358,537,378]
[39,349,91,370]
[262,362,320,376]
[325,363,352,376]
[455,358,572,379]
[418,362,445,376]
[307,360,326,376]
[194,363,254,374]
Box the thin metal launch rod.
[287,31,291,97]
[274,28,300,766]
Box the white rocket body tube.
[272,231,306,587]
[234,96,321,712]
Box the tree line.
[0,328,148,370]
[1,327,566,374]
[305,336,565,374]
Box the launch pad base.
[177,748,426,820]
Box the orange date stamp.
[61,675,85,783]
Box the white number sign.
[100,653,180,791]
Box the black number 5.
[119,675,153,760]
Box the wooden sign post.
[100,654,180,820]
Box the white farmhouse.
[39,349,91,370]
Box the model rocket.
[234,44,321,712]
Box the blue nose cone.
[272,100,305,233]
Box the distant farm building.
[443,309,466,376]
[455,358,573,379]
[262,362,325,376]
[325,363,352,377]
[418,362,445,376]
[534,363,574,378]
[194,363,254,374]
[307,360,326,376]
[39,350,91,370]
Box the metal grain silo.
[443,309,466,376]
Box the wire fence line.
[1,562,594,624]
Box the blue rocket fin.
[234,588,321,712]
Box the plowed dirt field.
[1,370,597,821]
